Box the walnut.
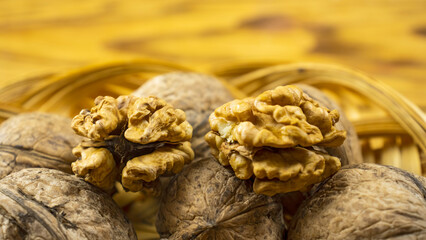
[133,72,234,160]
[156,158,284,239]
[288,163,426,239]
[71,95,194,192]
[296,84,362,165]
[278,84,362,225]
[205,85,346,196]
[0,168,137,239]
[0,113,82,179]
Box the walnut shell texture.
[156,158,284,239]
[132,72,234,160]
[0,168,137,239]
[288,163,426,240]
[0,113,82,179]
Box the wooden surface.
[1,2,425,239]
[0,0,425,110]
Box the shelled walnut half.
[71,95,194,192]
[205,85,346,196]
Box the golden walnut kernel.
[205,85,346,196]
[71,95,194,192]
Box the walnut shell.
[288,163,426,239]
[0,113,82,179]
[156,158,284,239]
[132,72,234,160]
[0,168,136,239]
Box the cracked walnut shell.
[71,95,194,192]
[205,85,346,196]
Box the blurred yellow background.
[0,0,425,110]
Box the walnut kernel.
[205,85,346,196]
[71,95,194,192]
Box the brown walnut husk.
[156,158,284,239]
[0,168,137,239]
[205,85,346,196]
[0,113,82,179]
[288,163,426,240]
[71,95,194,192]
[133,72,234,160]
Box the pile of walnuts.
[0,72,424,240]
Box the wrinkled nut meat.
[156,158,284,239]
[205,85,346,196]
[288,164,426,239]
[0,113,82,179]
[71,95,194,192]
[0,168,137,239]
[133,72,234,160]
[296,84,362,165]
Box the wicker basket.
[216,62,426,177]
[0,60,424,239]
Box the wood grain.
[1,2,425,238]
[0,0,425,110]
